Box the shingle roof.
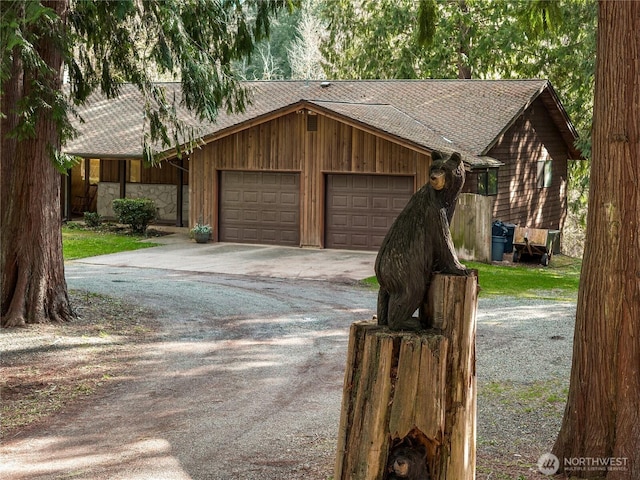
[64,79,579,167]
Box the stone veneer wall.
[97,182,189,224]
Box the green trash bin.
[491,235,506,261]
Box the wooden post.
[176,158,184,227]
[335,274,477,480]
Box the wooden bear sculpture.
[375,150,469,331]
[386,444,430,480]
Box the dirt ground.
[1,291,160,442]
[1,264,576,479]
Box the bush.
[112,198,157,234]
[83,211,102,228]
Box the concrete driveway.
[72,232,378,283]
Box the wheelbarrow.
[512,226,556,266]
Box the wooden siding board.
[339,123,352,171]
[101,160,119,182]
[303,121,318,246]
[189,149,206,227]
[351,129,364,172]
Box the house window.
[477,169,498,196]
[80,159,101,184]
[129,160,141,183]
[537,159,552,188]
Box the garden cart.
[511,226,558,266]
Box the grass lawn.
[362,255,582,301]
[465,255,581,300]
[63,226,160,260]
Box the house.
[63,79,580,251]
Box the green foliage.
[2,0,294,164]
[416,0,438,47]
[568,158,591,226]
[112,198,157,235]
[235,7,302,80]
[62,226,158,260]
[1,1,75,153]
[83,211,102,228]
[515,0,563,38]
[320,0,422,79]
[51,150,81,174]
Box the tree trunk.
[552,2,640,479]
[335,274,477,480]
[1,0,74,327]
[456,0,472,79]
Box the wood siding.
[479,98,569,231]
[190,111,432,247]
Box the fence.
[450,193,494,263]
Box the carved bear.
[375,150,468,331]
[386,445,430,480]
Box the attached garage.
[219,171,300,246]
[325,174,414,250]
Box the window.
[537,159,552,188]
[80,159,101,184]
[477,169,498,196]
[129,159,141,183]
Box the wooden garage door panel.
[220,172,300,246]
[325,174,413,250]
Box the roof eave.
[64,152,144,160]
[481,80,583,159]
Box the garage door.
[219,171,300,246]
[325,175,414,250]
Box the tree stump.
[334,274,478,480]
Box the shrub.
[83,211,102,228]
[112,198,157,234]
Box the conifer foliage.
[1,0,291,327]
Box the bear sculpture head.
[386,445,430,480]
[428,150,465,222]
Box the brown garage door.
[325,174,414,250]
[219,171,300,246]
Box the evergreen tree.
[1,0,292,327]
[552,2,640,477]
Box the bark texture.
[1,0,73,327]
[552,2,640,478]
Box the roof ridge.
[307,99,391,106]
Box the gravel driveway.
[0,263,576,479]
